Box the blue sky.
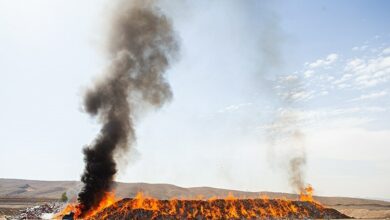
[0,0,389,199]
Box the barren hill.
[1,178,389,219]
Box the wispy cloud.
[307,53,338,69]
[276,74,314,102]
[347,56,390,87]
[279,74,299,82]
[351,90,388,101]
[218,102,253,113]
[267,39,390,137]
[280,90,314,102]
[352,45,368,51]
[303,69,314,78]
[309,43,390,93]
[382,47,390,55]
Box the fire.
[56,186,335,219]
[89,192,332,219]
[82,192,117,218]
[54,203,79,219]
[299,184,314,202]
[95,192,306,219]
[55,192,117,219]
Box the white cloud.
[308,53,339,69]
[280,90,314,102]
[279,74,299,82]
[352,45,368,51]
[327,76,335,81]
[353,56,390,87]
[276,74,315,103]
[340,55,390,88]
[327,53,339,62]
[382,47,390,55]
[218,102,253,113]
[258,106,388,134]
[291,107,388,128]
[364,106,387,112]
[352,90,388,101]
[336,83,351,89]
[306,127,390,161]
[344,58,365,72]
[327,106,387,115]
[304,69,314,78]
[332,72,353,87]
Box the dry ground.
[1,178,389,219]
[0,197,57,218]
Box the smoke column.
[266,75,310,196]
[77,0,178,216]
[251,3,309,196]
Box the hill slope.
[1,178,389,219]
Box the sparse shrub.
[61,192,68,202]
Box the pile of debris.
[89,198,351,220]
[14,202,63,220]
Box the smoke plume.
[77,0,178,216]
[253,3,309,196]
[266,75,309,196]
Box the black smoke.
[76,0,178,216]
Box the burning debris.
[66,193,350,220]
[76,0,178,217]
[57,193,351,220]
[51,0,350,219]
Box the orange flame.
[299,184,314,202]
[57,187,322,219]
[55,191,117,219]
[83,192,117,218]
[90,192,322,219]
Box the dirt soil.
[1,178,389,219]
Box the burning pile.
[74,0,178,218]
[57,0,351,219]
[59,193,350,220]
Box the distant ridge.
[0,178,389,208]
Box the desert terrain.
[0,178,389,219]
